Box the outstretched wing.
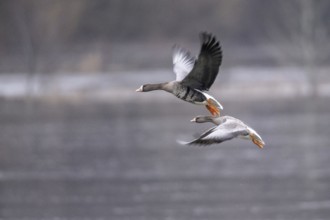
[179,120,248,146]
[181,32,222,91]
[186,126,235,146]
[172,45,195,81]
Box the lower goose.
[179,115,265,148]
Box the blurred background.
[1,0,330,219]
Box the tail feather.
[202,92,223,110]
[199,91,223,116]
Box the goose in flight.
[136,32,223,116]
[179,115,265,148]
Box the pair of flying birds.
[136,32,265,148]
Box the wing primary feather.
[178,126,219,146]
[181,32,223,90]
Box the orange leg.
[250,134,265,149]
[206,99,221,116]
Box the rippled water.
[1,97,330,220]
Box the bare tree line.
[261,0,330,66]
[259,0,330,97]
[0,0,329,75]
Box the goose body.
[180,115,265,148]
[136,32,223,116]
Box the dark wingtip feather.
[178,138,218,146]
[180,32,223,90]
[199,31,222,64]
[199,32,212,43]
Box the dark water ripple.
[0,98,330,220]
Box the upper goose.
[179,115,265,148]
[136,32,223,116]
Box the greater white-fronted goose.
[136,32,223,116]
[179,115,265,148]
